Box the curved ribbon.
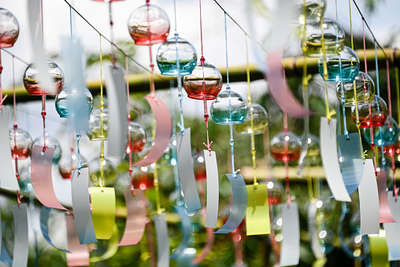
[40,206,69,252]
[204,150,219,228]
[89,187,116,239]
[31,145,67,210]
[12,204,29,267]
[154,213,170,267]
[171,205,191,259]
[65,213,89,267]
[215,174,248,234]
[246,183,270,236]
[377,171,395,223]
[90,225,119,263]
[279,202,300,267]
[134,95,172,167]
[192,227,214,264]
[119,189,148,246]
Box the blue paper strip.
[215,173,248,234]
[40,206,70,253]
[0,219,11,265]
[171,206,191,259]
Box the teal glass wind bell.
[55,86,93,118]
[363,117,399,147]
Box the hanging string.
[396,67,400,125]
[108,1,116,66]
[152,126,162,214]
[283,111,290,205]
[125,57,134,178]
[99,34,105,187]
[40,0,47,152]
[146,1,156,95]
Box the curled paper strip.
[40,206,69,252]
[388,191,400,221]
[119,189,148,246]
[12,204,29,267]
[215,173,248,234]
[383,223,400,261]
[192,227,214,264]
[105,65,128,161]
[377,171,395,223]
[320,118,351,202]
[279,202,300,267]
[65,214,89,267]
[0,107,18,191]
[204,150,219,228]
[31,145,67,210]
[90,225,119,263]
[71,169,97,244]
[171,205,191,258]
[134,95,172,167]
[358,159,380,235]
[176,129,201,213]
[308,201,324,259]
[89,187,116,240]
[265,52,312,118]
[245,184,270,236]
[369,235,389,267]
[154,213,170,267]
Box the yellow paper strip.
[246,184,270,236]
[89,187,116,239]
[369,235,389,267]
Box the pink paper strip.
[134,95,172,166]
[265,52,312,118]
[377,170,395,223]
[192,227,214,264]
[31,145,67,210]
[65,214,89,267]
[119,189,149,246]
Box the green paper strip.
[369,235,389,267]
[89,187,116,239]
[245,184,270,236]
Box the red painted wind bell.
[58,151,87,180]
[9,128,33,160]
[270,131,302,162]
[127,121,147,153]
[127,2,170,46]
[23,62,64,96]
[363,116,399,147]
[0,8,19,49]
[351,95,388,128]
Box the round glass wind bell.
[156,35,197,76]
[32,135,62,164]
[267,179,283,205]
[319,46,360,82]
[302,18,345,58]
[210,86,248,125]
[183,62,223,100]
[297,0,327,24]
[127,2,170,46]
[23,62,64,96]
[9,128,33,160]
[55,86,94,118]
[88,107,109,140]
[88,157,117,186]
[235,104,269,135]
[58,151,87,180]
[351,95,388,128]
[270,131,302,162]
[0,8,19,48]
[127,121,147,153]
[337,71,375,107]
[363,117,399,147]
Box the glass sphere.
[302,18,345,58]
[58,152,87,180]
[210,89,248,125]
[298,0,326,24]
[301,134,321,166]
[88,157,116,186]
[270,131,302,162]
[318,46,359,82]
[351,95,388,128]
[345,233,365,259]
[88,108,108,141]
[32,135,62,164]
[235,104,269,135]
[192,150,206,181]
[23,62,64,96]
[55,86,93,118]
[363,117,399,147]
[183,62,223,100]
[266,179,283,205]
[18,166,32,193]
[156,35,197,76]
[337,72,375,107]
[9,128,33,160]
[0,8,19,48]
[127,4,170,46]
[127,121,147,153]
[131,170,154,191]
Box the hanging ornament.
[267,179,283,205]
[363,117,399,147]
[183,62,223,100]
[297,0,326,24]
[314,200,335,255]
[302,18,345,58]
[127,3,170,46]
[55,86,93,118]
[301,134,321,166]
[318,46,359,82]
[0,8,19,48]
[9,128,33,160]
[192,150,206,181]
[131,168,154,191]
[351,95,388,128]
[88,157,117,186]
[23,62,64,96]
[210,88,248,125]
[235,103,268,135]
[32,135,62,164]
[156,36,197,76]
[88,107,109,140]
[270,131,302,162]
[58,152,87,180]
[337,71,375,107]
[127,121,147,153]
[17,166,32,193]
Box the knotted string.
[99,34,105,187]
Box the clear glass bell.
[127,121,147,153]
[210,88,248,125]
[88,157,117,186]
[32,135,62,164]
[301,134,321,166]
[337,71,375,107]
[88,108,108,141]
[9,128,33,160]
[23,62,64,96]
[319,46,359,82]
[58,152,87,179]
[235,103,269,135]
[297,0,327,24]
[363,117,399,147]
[0,8,19,48]
[351,95,388,128]
[127,3,170,46]
[156,35,197,76]
[55,86,93,118]
[270,131,302,162]
[302,18,345,58]
[183,62,223,100]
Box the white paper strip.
[320,117,351,202]
[105,65,128,161]
[204,150,219,228]
[0,107,18,191]
[154,213,169,267]
[388,191,400,221]
[358,159,380,235]
[383,223,400,261]
[280,202,300,267]
[307,202,324,259]
[12,204,28,267]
